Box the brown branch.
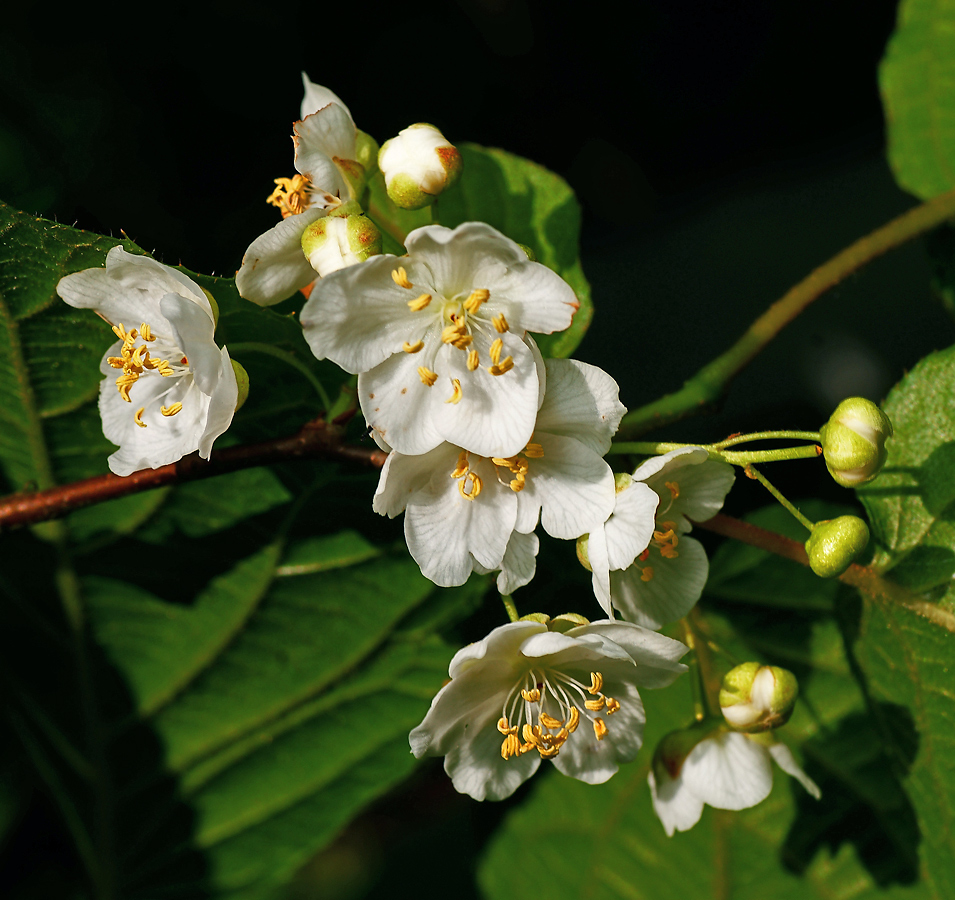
[696,513,955,633]
[0,418,387,531]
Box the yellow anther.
[588,672,604,695]
[266,174,311,218]
[392,266,413,289]
[450,450,470,479]
[408,292,432,311]
[134,407,147,428]
[665,480,680,500]
[441,322,471,347]
[593,718,608,741]
[161,402,183,417]
[540,713,563,729]
[524,442,544,458]
[131,344,148,367]
[501,733,521,759]
[566,708,580,733]
[492,313,509,333]
[489,338,503,366]
[458,472,482,500]
[538,744,561,759]
[467,349,480,371]
[112,323,129,342]
[509,476,525,493]
[585,698,605,712]
[156,362,175,377]
[641,566,655,583]
[140,323,155,342]
[463,288,490,313]
[521,688,541,703]
[445,378,463,404]
[107,356,126,369]
[605,697,621,715]
[489,357,514,376]
[497,717,514,735]
[418,366,438,387]
[522,723,536,745]
[402,340,424,354]
[127,327,139,341]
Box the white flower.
[373,359,624,587]
[56,246,238,477]
[649,728,820,836]
[301,222,580,458]
[410,619,689,801]
[236,80,364,307]
[379,123,462,210]
[589,447,735,628]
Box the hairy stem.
[618,187,955,437]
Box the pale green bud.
[231,360,249,411]
[549,613,590,633]
[378,123,463,210]
[354,129,380,173]
[518,612,550,625]
[301,214,382,278]
[201,287,219,327]
[804,515,870,578]
[575,533,592,572]
[719,662,798,733]
[614,472,633,493]
[820,397,893,487]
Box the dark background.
[2,1,951,897]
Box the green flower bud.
[201,287,219,327]
[301,214,382,278]
[518,612,550,625]
[820,397,893,487]
[614,472,633,493]
[378,123,462,210]
[354,129,380,174]
[576,533,592,572]
[804,515,869,578]
[719,662,798,733]
[231,360,249,411]
[548,613,590,633]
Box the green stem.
[608,441,822,465]
[680,620,706,722]
[501,594,519,623]
[745,465,815,532]
[617,187,955,437]
[711,430,820,449]
[228,343,331,412]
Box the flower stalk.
[608,440,822,466]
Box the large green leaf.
[880,0,955,199]
[479,505,928,899]
[367,143,593,359]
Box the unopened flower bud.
[354,129,380,173]
[231,360,249,411]
[549,612,590,633]
[719,663,798,733]
[201,287,220,327]
[614,472,633,493]
[804,515,869,578]
[301,213,382,278]
[576,533,592,572]
[378,123,462,210]
[820,397,893,487]
[518,612,550,624]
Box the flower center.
[266,175,342,217]
[450,442,544,499]
[106,323,189,427]
[634,513,681,583]
[497,669,621,760]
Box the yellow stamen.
[492,313,509,333]
[489,356,514,376]
[585,698,605,711]
[665,481,680,500]
[445,378,463,404]
[441,322,471,347]
[497,717,514,735]
[641,566,654,583]
[112,323,129,342]
[467,349,480,371]
[521,688,541,703]
[463,288,490,313]
[540,712,563,729]
[523,442,544,458]
[266,174,311,218]
[605,697,621,715]
[418,367,438,387]
[139,323,155,342]
[566,708,580,733]
[489,338,503,366]
[392,266,413,289]
[588,672,603,695]
[402,340,424,354]
[134,407,147,428]
[509,476,525,492]
[408,293,432,311]
[501,732,521,759]
[451,450,470,479]
[457,472,482,500]
[161,402,183,417]
[593,718,608,741]
[107,356,126,369]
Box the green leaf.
[880,0,955,198]
[367,143,593,358]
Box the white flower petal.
[768,742,821,799]
[610,536,709,630]
[660,458,736,531]
[447,620,545,680]
[234,208,325,306]
[587,525,614,618]
[649,769,705,837]
[603,481,659,571]
[373,445,455,518]
[197,347,238,460]
[294,105,357,199]
[485,257,579,335]
[495,531,539,595]
[682,732,773,811]
[571,621,688,687]
[300,72,353,122]
[534,359,626,455]
[159,293,218,394]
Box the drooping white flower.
[302,222,580,458]
[373,358,624,588]
[588,447,735,628]
[56,246,238,477]
[648,728,820,836]
[410,618,688,801]
[236,79,367,307]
